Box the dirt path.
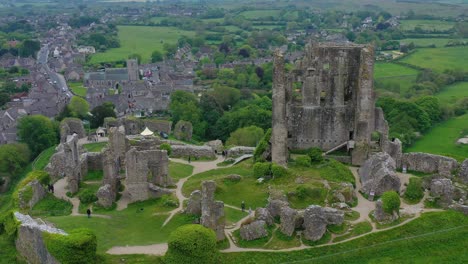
[106,243,168,256]
[53,178,111,219]
[348,167,375,225]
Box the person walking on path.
[188,156,191,163]
[241,201,245,212]
[87,208,91,218]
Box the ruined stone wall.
[271,51,288,166]
[60,118,86,143]
[271,42,388,166]
[144,119,172,134]
[171,145,215,159]
[125,148,171,202]
[109,126,128,168]
[87,152,103,171]
[15,212,65,264]
[402,152,458,176]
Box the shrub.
[319,159,355,186]
[253,128,272,162]
[160,143,172,156]
[295,156,311,167]
[0,177,5,186]
[164,224,219,264]
[43,228,97,264]
[78,190,98,204]
[404,178,424,202]
[161,195,178,208]
[271,163,288,178]
[381,191,401,214]
[253,162,271,178]
[1,211,20,238]
[308,147,323,163]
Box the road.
[37,43,72,98]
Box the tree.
[90,102,116,128]
[404,178,424,203]
[226,126,264,147]
[128,53,142,63]
[18,39,40,57]
[17,115,58,157]
[0,92,9,107]
[151,50,163,62]
[164,224,219,264]
[0,143,31,176]
[208,85,240,110]
[381,191,401,215]
[68,96,90,119]
[160,143,172,155]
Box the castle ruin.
[272,42,391,166]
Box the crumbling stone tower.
[127,59,139,81]
[272,42,389,165]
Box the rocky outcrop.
[255,207,274,226]
[266,199,289,218]
[430,178,454,207]
[280,207,298,236]
[205,140,224,153]
[303,205,344,241]
[185,190,202,215]
[96,184,114,208]
[459,159,468,184]
[373,199,398,223]
[200,181,225,241]
[171,145,216,159]
[383,138,403,168]
[449,203,468,215]
[240,220,268,241]
[332,182,356,204]
[18,180,47,210]
[359,152,400,197]
[402,152,458,177]
[15,212,65,264]
[226,146,255,158]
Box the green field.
[90,26,195,64]
[239,10,282,19]
[407,113,468,161]
[400,47,468,72]
[400,38,468,47]
[436,82,468,105]
[69,82,87,97]
[399,20,455,31]
[374,62,419,95]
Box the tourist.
[241,201,245,212]
[86,208,91,218]
[50,184,54,194]
[188,155,191,163]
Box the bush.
[161,195,178,208]
[253,128,271,162]
[308,147,323,163]
[271,163,288,178]
[1,211,20,238]
[43,228,97,264]
[381,191,401,214]
[253,162,271,178]
[319,159,355,186]
[295,156,311,167]
[164,224,219,264]
[78,190,98,204]
[404,178,424,202]
[160,143,172,156]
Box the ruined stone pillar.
[271,50,288,167]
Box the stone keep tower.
[272,42,390,166]
[127,59,139,81]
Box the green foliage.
[43,228,97,264]
[226,126,264,147]
[295,156,311,167]
[17,115,59,157]
[271,163,288,178]
[83,142,108,153]
[169,91,203,138]
[253,162,271,178]
[78,189,98,204]
[90,102,116,129]
[160,143,172,156]
[295,186,327,202]
[68,96,90,119]
[404,178,424,203]
[161,195,179,208]
[151,50,163,62]
[318,160,355,185]
[1,211,19,238]
[0,143,31,176]
[164,224,219,264]
[31,194,73,217]
[254,128,271,162]
[308,148,323,163]
[381,191,401,214]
